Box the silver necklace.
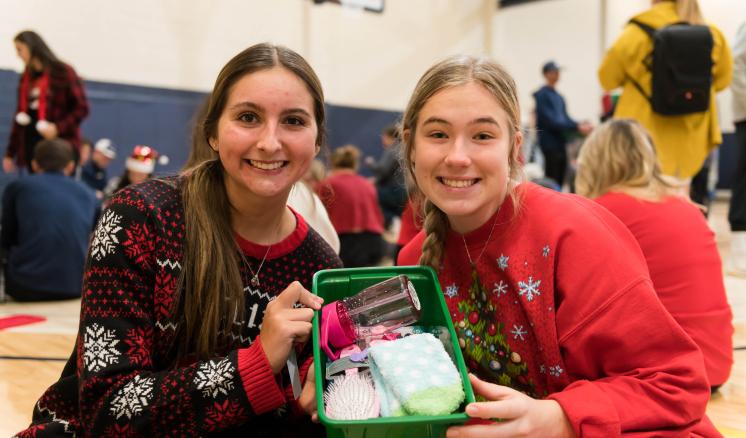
[461,212,500,269]
[246,245,272,288]
[243,215,284,288]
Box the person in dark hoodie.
[533,61,591,188]
[1,138,99,301]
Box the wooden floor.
[1,199,745,437]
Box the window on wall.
[499,0,548,7]
[311,0,384,13]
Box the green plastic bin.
[312,266,476,438]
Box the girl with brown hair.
[18,43,341,437]
[397,55,716,436]
[5,30,89,173]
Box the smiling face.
[411,82,521,233]
[210,66,319,207]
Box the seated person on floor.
[1,138,100,301]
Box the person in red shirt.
[17,43,340,437]
[317,144,384,267]
[5,30,89,173]
[397,56,717,436]
[394,199,423,263]
[576,118,733,391]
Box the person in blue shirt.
[80,137,116,199]
[1,138,100,301]
[533,61,592,188]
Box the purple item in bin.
[320,275,421,360]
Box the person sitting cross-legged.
[1,138,100,301]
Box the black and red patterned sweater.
[6,62,89,166]
[17,177,342,437]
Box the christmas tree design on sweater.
[455,269,536,397]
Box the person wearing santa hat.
[104,144,168,201]
[4,30,89,173]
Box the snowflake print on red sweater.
[455,270,536,396]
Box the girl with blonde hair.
[576,118,733,392]
[397,55,716,436]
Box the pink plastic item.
[320,275,420,360]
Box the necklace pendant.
[251,275,260,288]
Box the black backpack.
[628,19,714,116]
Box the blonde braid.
[418,199,449,270]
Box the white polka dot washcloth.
[368,333,464,416]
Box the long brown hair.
[175,43,326,360]
[400,56,524,270]
[14,30,61,71]
[182,94,216,171]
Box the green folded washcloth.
[369,333,464,416]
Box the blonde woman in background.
[576,118,733,392]
[599,0,732,189]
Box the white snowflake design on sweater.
[549,365,564,377]
[110,375,155,419]
[511,324,527,340]
[445,284,459,299]
[91,210,123,261]
[497,254,509,270]
[542,245,550,258]
[84,323,121,372]
[194,357,236,398]
[492,280,508,297]
[518,276,541,302]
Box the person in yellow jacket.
[599,0,732,184]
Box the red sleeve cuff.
[299,354,314,386]
[546,380,620,437]
[238,336,286,415]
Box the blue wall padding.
[0,68,400,180]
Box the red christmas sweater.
[17,177,341,437]
[399,183,718,437]
[595,192,733,387]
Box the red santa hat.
[125,145,169,174]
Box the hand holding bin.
[313,266,476,438]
